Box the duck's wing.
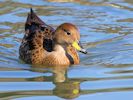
[25,8,55,52]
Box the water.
[0,0,133,100]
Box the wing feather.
[24,8,55,52]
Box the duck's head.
[54,23,87,54]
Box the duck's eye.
[66,32,71,35]
[63,29,71,35]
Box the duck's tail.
[25,8,45,27]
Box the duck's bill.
[79,48,87,54]
[72,41,87,54]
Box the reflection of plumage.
[19,8,87,66]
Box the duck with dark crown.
[19,8,87,66]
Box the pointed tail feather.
[25,8,45,26]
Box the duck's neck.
[54,44,66,54]
[53,44,80,65]
[66,45,80,64]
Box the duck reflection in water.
[53,66,80,99]
[30,65,81,99]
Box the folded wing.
[25,8,55,52]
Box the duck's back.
[19,8,55,64]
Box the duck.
[19,8,87,66]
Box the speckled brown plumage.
[19,8,85,66]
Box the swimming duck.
[19,8,87,66]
